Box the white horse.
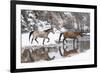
[29,28,54,45]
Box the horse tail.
[59,32,63,43]
[47,56,55,61]
[29,31,34,42]
[59,47,63,56]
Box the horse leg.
[35,37,38,43]
[63,38,66,50]
[73,39,75,50]
[76,38,78,50]
[31,38,34,44]
[59,33,63,43]
[43,38,45,45]
[47,37,50,43]
[63,39,64,50]
[65,39,68,49]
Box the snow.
[36,20,51,31]
[60,27,68,32]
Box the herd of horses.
[21,27,86,62]
[29,27,83,50]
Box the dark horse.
[59,32,83,50]
[29,28,54,45]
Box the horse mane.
[44,28,51,32]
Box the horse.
[21,48,55,63]
[31,47,55,61]
[59,46,79,57]
[59,32,83,50]
[29,28,54,45]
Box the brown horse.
[59,32,83,50]
[59,47,79,57]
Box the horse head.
[50,27,55,34]
[79,32,84,37]
[44,27,55,34]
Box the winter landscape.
[21,10,90,63]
